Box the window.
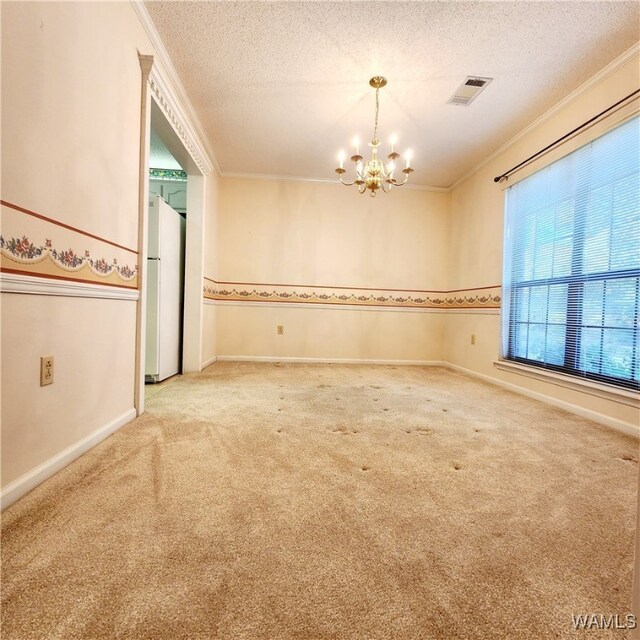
[502,116,640,390]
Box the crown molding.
[147,68,213,175]
[131,1,219,175]
[403,183,449,193]
[450,41,640,191]
[221,171,449,193]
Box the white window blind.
[502,116,640,390]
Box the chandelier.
[335,76,413,196]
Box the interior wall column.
[134,53,154,416]
[183,174,205,372]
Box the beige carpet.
[1,363,638,639]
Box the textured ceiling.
[145,1,639,188]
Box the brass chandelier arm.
[337,173,367,187]
[386,174,410,187]
[336,166,362,186]
[384,166,414,187]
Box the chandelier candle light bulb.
[335,77,414,196]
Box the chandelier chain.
[373,87,380,144]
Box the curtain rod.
[493,88,640,183]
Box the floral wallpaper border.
[203,279,501,310]
[1,202,138,289]
[1,236,138,287]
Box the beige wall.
[216,304,445,363]
[444,50,640,433]
[1,295,136,485]
[1,2,154,491]
[217,179,449,289]
[2,2,150,249]
[213,178,450,361]
[202,170,220,366]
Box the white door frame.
[134,53,213,416]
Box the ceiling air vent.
[448,76,493,106]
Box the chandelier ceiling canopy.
[335,76,413,197]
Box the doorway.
[134,58,209,415]
[145,124,187,384]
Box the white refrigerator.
[145,196,186,383]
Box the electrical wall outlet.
[471,334,476,345]
[277,325,284,335]
[40,356,54,386]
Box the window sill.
[493,359,639,408]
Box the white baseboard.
[201,355,217,369]
[1,408,136,511]
[216,355,446,366]
[444,362,640,439]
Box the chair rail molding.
[0,272,139,301]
